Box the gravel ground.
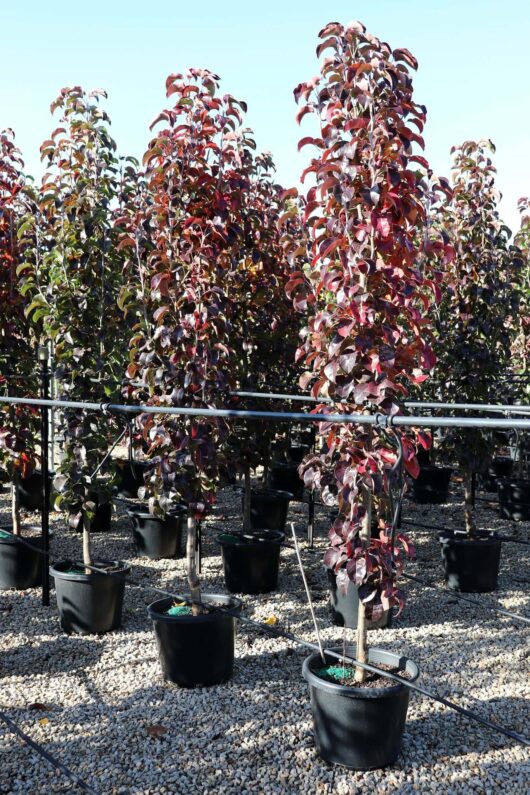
[0,475,529,795]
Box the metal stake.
[39,346,50,607]
[290,522,325,664]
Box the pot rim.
[302,645,419,700]
[50,559,130,581]
[250,488,294,500]
[439,530,500,545]
[147,593,242,624]
[127,505,187,520]
[217,530,284,547]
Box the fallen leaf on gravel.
[28,703,46,711]
[39,718,49,726]
[264,615,278,626]
[147,724,167,737]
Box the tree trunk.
[187,512,202,615]
[463,469,476,538]
[82,511,92,574]
[243,463,251,533]
[354,485,372,683]
[11,473,20,537]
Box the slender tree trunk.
[463,469,476,538]
[355,486,372,684]
[82,511,92,573]
[11,474,20,537]
[243,463,251,533]
[187,512,201,615]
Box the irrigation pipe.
[0,709,100,794]
[2,529,527,747]
[401,518,530,547]
[5,394,530,430]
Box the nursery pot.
[50,559,129,634]
[248,488,292,532]
[480,456,514,493]
[286,443,310,464]
[115,459,151,499]
[268,461,304,500]
[0,532,43,589]
[303,645,418,770]
[412,465,452,504]
[439,530,501,592]
[18,470,55,512]
[147,594,242,688]
[497,477,530,521]
[218,530,283,594]
[128,506,186,559]
[73,492,112,533]
[327,570,390,630]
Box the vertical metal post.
[307,489,315,548]
[39,347,50,607]
[471,471,476,509]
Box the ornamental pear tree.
[435,140,523,535]
[122,70,257,612]
[512,198,530,384]
[19,87,128,568]
[0,130,39,534]
[284,21,446,680]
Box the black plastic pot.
[128,506,186,559]
[0,533,43,589]
[218,530,283,594]
[115,459,150,499]
[286,444,310,464]
[498,477,530,521]
[327,570,390,630]
[303,645,418,770]
[268,461,304,500]
[480,456,514,493]
[50,559,129,634]
[412,465,452,504]
[248,488,292,532]
[147,594,242,687]
[73,493,112,533]
[18,470,55,512]
[440,531,501,592]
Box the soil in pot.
[0,530,44,589]
[128,505,186,559]
[115,459,151,499]
[327,569,390,630]
[480,456,514,493]
[248,488,292,532]
[50,559,129,634]
[218,530,283,594]
[412,465,452,504]
[18,470,55,512]
[497,477,530,521]
[147,594,242,687]
[439,530,501,592]
[303,646,418,770]
[268,461,304,500]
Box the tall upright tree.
[435,140,523,534]
[284,21,443,679]
[0,130,39,534]
[19,88,127,565]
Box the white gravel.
[0,476,529,794]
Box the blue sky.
[2,0,529,232]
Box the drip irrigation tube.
[401,572,530,625]
[401,518,530,546]
[3,531,526,747]
[0,709,100,794]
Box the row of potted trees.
[1,18,529,771]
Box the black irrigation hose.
[401,517,530,547]
[1,535,528,746]
[401,572,530,626]
[0,709,100,794]
[72,561,530,748]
